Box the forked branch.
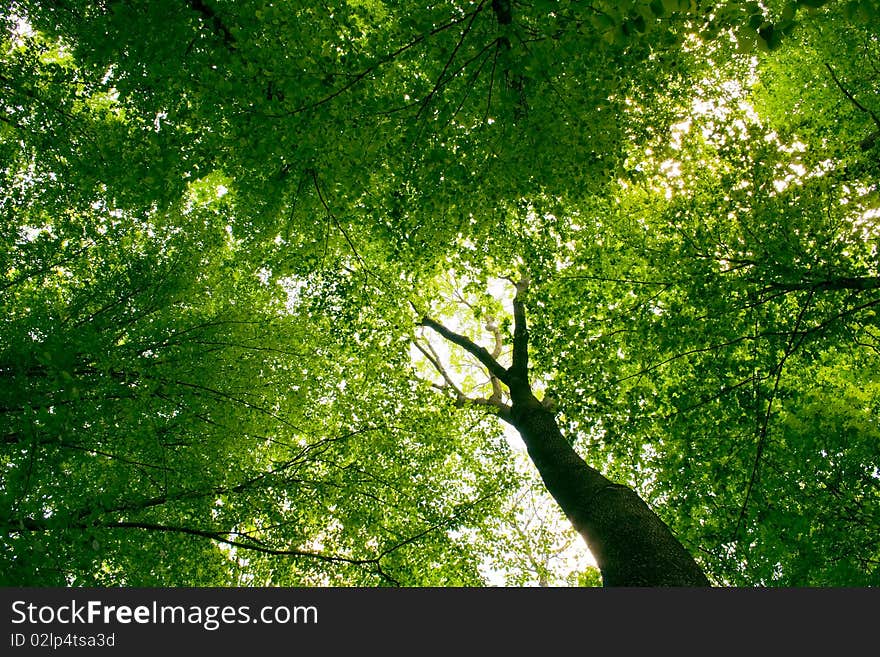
[412,337,467,404]
[419,316,511,385]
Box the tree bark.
[421,275,711,586]
[509,390,709,586]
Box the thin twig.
[825,63,880,130]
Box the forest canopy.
[1,0,878,586]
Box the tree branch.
[416,0,486,121]
[187,0,236,49]
[412,337,467,403]
[766,276,880,292]
[511,274,530,380]
[415,328,511,416]
[825,63,880,149]
[485,317,505,404]
[269,9,481,119]
[4,517,402,585]
[825,63,880,130]
[492,0,513,25]
[734,288,815,541]
[419,316,511,384]
[469,395,512,420]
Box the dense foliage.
[1,0,878,586]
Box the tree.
[1,0,878,586]
[419,276,709,584]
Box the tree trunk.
[421,277,710,587]
[510,391,710,587]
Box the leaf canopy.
[1,0,878,585]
